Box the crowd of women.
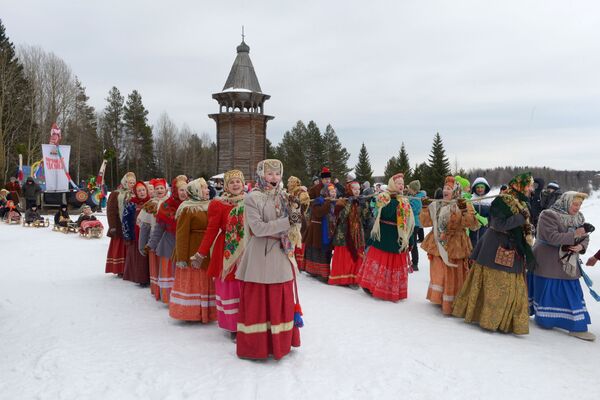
[102,160,598,363]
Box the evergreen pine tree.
[383,156,398,182]
[322,124,350,180]
[303,120,325,179]
[422,132,451,196]
[396,142,412,181]
[411,162,429,194]
[354,142,373,183]
[0,19,32,184]
[266,138,278,159]
[277,121,309,182]
[123,90,155,179]
[100,87,124,188]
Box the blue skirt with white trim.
[528,274,591,332]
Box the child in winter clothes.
[469,177,492,247]
[25,205,44,224]
[407,180,424,271]
[54,205,72,227]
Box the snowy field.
[2,193,600,400]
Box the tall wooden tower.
[209,38,273,180]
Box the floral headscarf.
[550,191,587,228]
[117,172,136,219]
[176,178,209,219]
[220,170,246,277]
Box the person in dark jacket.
[54,204,72,227]
[453,172,535,335]
[25,205,44,224]
[469,177,492,247]
[530,177,545,227]
[539,181,561,211]
[22,177,42,209]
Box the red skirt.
[329,246,363,286]
[169,266,217,322]
[123,241,150,284]
[158,257,175,304]
[149,251,160,300]
[237,281,301,360]
[357,247,409,302]
[105,236,126,275]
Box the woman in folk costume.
[421,176,480,314]
[138,178,168,299]
[105,172,136,275]
[235,159,302,360]
[452,173,535,334]
[169,178,216,322]
[329,181,368,286]
[122,182,151,285]
[357,173,415,301]
[287,176,310,271]
[148,178,188,303]
[194,170,246,334]
[529,191,595,341]
[303,183,340,280]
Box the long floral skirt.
[237,281,301,360]
[452,263,529,334]
[123,241,149,284]
[169,266,217,322]
[157,256,175,304]
[304,244,332,278]
[215,278,241,332]
[105,236,126,275]
[149,251,160,300]
[528,274,591,332]
[329,245,362,286]
[426,254,468,314]
[356,246,409,302]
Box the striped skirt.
[169,266,217,322]
[215,278,241,332]
[426,254,469,314]
[105,236,126,275]
[157,256,175,304]
[304,244,332,278]
[357,246,409,301]
[149,251,160,300]
[329,245,362,286]
[237,281,301,360]
[529,274,591,332]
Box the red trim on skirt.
[158,256,175,304]
[295,245,305,271]
[329,246,363,286]
[357,246,409,302]
[169,266,216,322]
[105,236,126,275]
[149,251,160,300]
[236,281,301,360]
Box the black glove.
[422,197,432,207]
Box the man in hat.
[309,167,332,199]
[540,180,562,211]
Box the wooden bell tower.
[209,36,274,180]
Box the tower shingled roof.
[222,40,262,93]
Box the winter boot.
[569,331,596,341]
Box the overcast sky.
[2,0,599,175]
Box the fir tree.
[383,156,398,182]
[266,138,278,159]
[0,19,32,184]
[322,124,350,180]
[422,132,450,196]
[303,120,325,179]
[277,121,309,183]
[354,142,373,183]
[100,87,124,188]
[396,142,412,181]
[123,90,155,179]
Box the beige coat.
[235,190,293,284]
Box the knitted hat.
[455,175,470,190]
[408,180,421,192]
[320,167,331,179]
[346,172,356,183]
[547,181,560,190]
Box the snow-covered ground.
[2,193,600,400]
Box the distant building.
[209,39,273,181]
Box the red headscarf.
[131,181,150,206]
[155,179,186,233]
